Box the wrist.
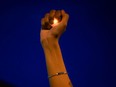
[41,37,59,49]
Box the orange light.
[52,18,59,27]
[53,18,58,24]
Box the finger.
[43,13,52,30]
[61,10,69,25]
[49,10,56,24]
[54,10,62,21]
[49,10,56,19]
[41,18,45,26]
[44,13,49,23]
[41,18,47,29]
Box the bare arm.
[40,10,73,87]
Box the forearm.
[42,38,72,87]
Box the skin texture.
[40,10,73,87]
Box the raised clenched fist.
[40,10,69,44]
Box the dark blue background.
[0,0,115,87]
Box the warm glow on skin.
[52,18,59,27]
[53,18,58,24]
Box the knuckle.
[41,18,44,21]
[45,13,49,17]
[50,10,55,12]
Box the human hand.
[40,10,69,43]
